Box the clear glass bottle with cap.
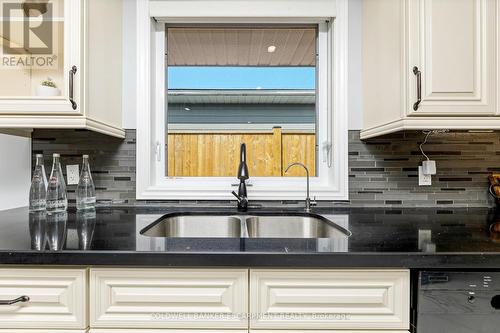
[46,153,67,213]
[29,154,47,212]
[76,155,96,210]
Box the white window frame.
[136,0,349,201]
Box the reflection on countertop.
[28,210,96,251]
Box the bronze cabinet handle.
[0,296,30,305]
[413,66,422,110]
[69,65,77,110]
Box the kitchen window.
[166,25,318,178]
[136,0,348,201]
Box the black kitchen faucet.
[231,143,249,211]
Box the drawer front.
[90,268,248,329]
[250,269,410,330]
[0,269,87,329]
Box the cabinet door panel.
[429,0,475,94]
[0,0,81,114]
[0,269,87,329]
[408,0,497,115]
[250,269,410,330]
[90,268,248,329]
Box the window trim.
[136,0,349,201]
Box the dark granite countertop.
[1,206,500,268]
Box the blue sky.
[168,66,315,90]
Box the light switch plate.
[66,165,79,185]
[418,166,432,186]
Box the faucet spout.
[234,143,249,211]
[285,162,314,212]
[237,143,249,180]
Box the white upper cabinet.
[0,0,80,113]
[407,0,497,116]
[362,0,500,139]
[0,0,124,138]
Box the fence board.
[166,130,315,177]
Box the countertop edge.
[1,251,500,269]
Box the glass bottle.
[29,154,47,212]
[76,155,96,210]
[46,153,67,213]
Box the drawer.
[90,268,248,329]
[250,269,410,330]
[0,269,87,329]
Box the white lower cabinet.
[250,269,410,330]
[0,268,410,332]
[90,268,248,329]
[89,268,410,332]
[0,268,87,330]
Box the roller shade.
[150,0,335,21]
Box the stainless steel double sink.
[140,213,351,239]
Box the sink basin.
[245,215,350,238]
[141,214,242,238]
[140,212,350,239]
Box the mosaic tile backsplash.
[32,129,137,206]
[32,129,500,207]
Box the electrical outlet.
[66,165,79,185]
[418,166,432,186]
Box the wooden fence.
[167,127,316,177]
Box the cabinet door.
[0,0,81,114]
[90,268,248,329]
[0,268,87,329]
[407,0,498,115]
[250,269,410,330]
